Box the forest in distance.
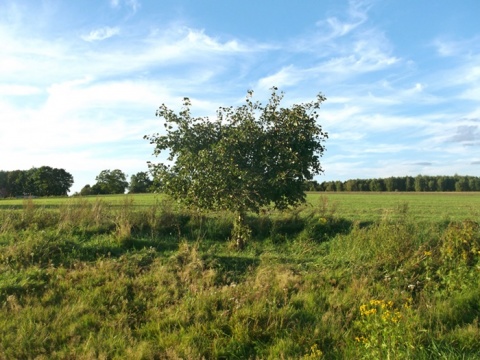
[311,174,480,192]
[0,168,151,198]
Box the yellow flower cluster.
[359,299,402,323]
[359,304,376,316]
[382,309,402,324]
[355,336,367,343]
[403,297,413,309]
[302,344,323,359]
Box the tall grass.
[0,196,479,358]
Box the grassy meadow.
[0,193,479,359]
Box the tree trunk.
[232,210,250,249]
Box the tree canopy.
[145,88,328,247]
[0,167,73,197]
[91,169,128,195]
[128,171,153,194]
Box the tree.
[405,176,415,191]
[30,166,74,196]
[455,177,469,192]
[345,180,356,192]
[469,177,480,191]
[414,175,427,192]
[93,169,128,194]
[80,184,94,196]
[369,178,385,192]
[53,168,74,195]
[385,177,395,192]
[335,181,344,191]
[129,172,153,193]
[145,88,328,248]
[0,171,7,198]
[7,170,31,196]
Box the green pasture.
[0,193,163,208]
[307,192,480,222]
[1,192,479,223]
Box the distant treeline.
[308,175,480,192]
[0,167,74,198]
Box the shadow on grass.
[1,231,181,270]
[248,215,356,243]
[210,255,260,285]
[0,206,363,273]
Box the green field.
[1,193,479,358]
[2,192,479,222]
[308,192,480,222]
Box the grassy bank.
[0,195,479,358]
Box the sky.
[1,0,480,194]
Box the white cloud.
[256,47,398,91]
[460,87,480,101]
[321,50,398,74]
[257,65,305,90]
[258,25,399,91]
[0,56,22,74]
[110,0,140,13]
[314,0,370,40]
[363,144,413,153]
[0,21,261,91]
[0,84,42,96]
[329,131,364,141]
[433,39,456,57]
[81,26,120,42]
[433,36,480,57]
[126,0,140,13]
[73,27,256,80]
[464,65,480,83]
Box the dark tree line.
[78,170,154,196]
[307,175,480,192]
[0,167,74,198]
[0,167,155,198]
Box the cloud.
[0,84,42,96]
[329,131,364,141]
[363,144,413,153]
[411,162,432,166]
[110,0,140,13]
[433,36,480,57]
[0,21,258,90]
[258,19,399,91]
[81,27,255,78]
[257,65,306,89]
[126,0,140,12]
[81,26,120,42]
[314,0,370,40]
[434,39,459,57]
[257,45,398,90]
[449,125,480,144]
[320,46,399,74]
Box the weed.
[114,196,134,243]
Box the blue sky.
[1,0,479,194]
